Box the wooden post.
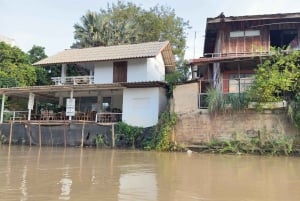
[112,124,115,148]
[9,121,13,146]
[81,121,85,148]
[28,123,32,147]
[38,121,41,147]
[64,122,67,148]
[69,89,74,121]
[0,93,5,123]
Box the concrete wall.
[94,61,113,84]
[122,87,160,127]
[174,111,298,145]
[127,59,147,82]
[172,82,199,114]
[147,53,165,81]
[93,55,165,84]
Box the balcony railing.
[95,112,122,123]
[51,76,94,85]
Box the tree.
[73,10,109,48]
[0,42,36,87]
[248,50,300,127]
[72,1,190,61]
[27,45,53,86]
[28,45,47,64]
[248,50,300,103]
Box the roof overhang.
[189,54,269,65]
[33,41,176,71]
[0,81,167,99]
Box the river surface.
[1,146,300,201]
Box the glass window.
[102,97,111,112]
[230,30,260,38]
[229,74,254,93]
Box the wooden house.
[189,12,300,108]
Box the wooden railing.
[51,76,94,85]
[95,112,122,123]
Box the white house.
[28,41,175,127]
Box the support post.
[61,64,67,84]
[81,121,85,148]
[69,89,74,121]
[112,124,115,148]
[28,124,32,147]
[27,93,34,121]
[9,121,13,146]
[64,122,67,148]
[38,121,42,147]
[0,93,5,123]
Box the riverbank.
[0,121,154,149]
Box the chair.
[99,113,109,123]
[48,110,56,120]
[40,110,48,120]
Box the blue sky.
[1,0,300,59]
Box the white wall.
[122,88,160,127]
[94,61,113,84]
[147,53,165,81]
[127,59,147,82]
[93,56,165,84]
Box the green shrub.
[115,122,143,148]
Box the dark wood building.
[190,12,300,104]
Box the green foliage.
[165,71,180,98]
[248,49,300,127]
[150,110,177,151]
[0,42,37,87]
[176,59,191,82]
[206,88,225,116]
[27,45,47,64]
[207,133,294,156]
[72,1,190,60]
[224,93,249,111]
[94,134,105,148]
[287,93,300,128]
[116,122,143,148]
[248,50,300,103]
[0,134,7,144]
[27,45,54,86]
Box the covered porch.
[189,56,261,109]
[0,84,125,124]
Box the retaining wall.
[174,110,299,145]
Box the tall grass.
[206,88,225,116]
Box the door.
[113,61,127,83]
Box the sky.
[1,0,300,59]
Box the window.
[102,97,111,112]
[230,30,260,38]
[270,29,298,49]
[229,74,254,93]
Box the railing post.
[0,93,5,123]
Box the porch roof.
[0,81,167,97]
[189,54,268,65]
[34,41,175,71]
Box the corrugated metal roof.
[207,12,300,23]
[34,41,174,66]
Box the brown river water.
[1,146,300,201]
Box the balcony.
[51,76,94,85]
